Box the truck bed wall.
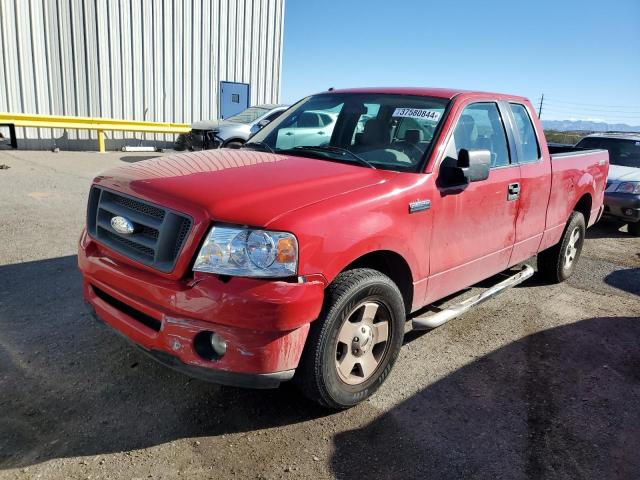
[539,150,608,251]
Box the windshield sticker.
[393,108,442,121]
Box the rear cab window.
[510,103,541,163]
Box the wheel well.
[344,250,413,314]
[574,194,592,224]
[223,138,245,147]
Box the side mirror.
[457,149,491,182]
[249,119,271,137]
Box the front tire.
[296,268,405,409]
[537,211,586,283]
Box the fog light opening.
[194,331,227,361]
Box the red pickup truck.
[79,88,608,408]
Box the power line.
[540,108,640,121]
[535,97,640,110]
[539,102,640,115]
[539,104,640,116]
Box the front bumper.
[603,192,640,223]
[175,130,223,150]
[78,230,325,388]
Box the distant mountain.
[542,119,640,132]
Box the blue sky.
[281,0,640,125]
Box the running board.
[411,265,535,330]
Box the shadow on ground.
[1,256,639,478]
[605,268,640,296]
[119,155,161,163]
[586,221,631,239]
[333,316,640,479]
[0,256,329,469]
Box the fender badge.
[409,200,431,214]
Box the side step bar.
[411,265,535,330]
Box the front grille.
[92,285,162,332]
[87,187,192,272]
[111,194,165,220]
[99,227,155,259]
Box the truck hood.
[608,164,640,182]
[191,119,225,130]
[93,149,390,227]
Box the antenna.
[538,93,544,118]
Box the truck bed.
[542,147,609,251]
[548,144,601,156]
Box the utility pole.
[538,93,544,118]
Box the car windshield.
[246,93,449,171]
[577,137,640,168]
[226,107,269,124]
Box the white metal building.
[0,0,285,150]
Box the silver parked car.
[175,104,289,151]
[575,132,640,236]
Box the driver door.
[425,101,520,303]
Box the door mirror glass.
[457,148,491,182]
[249,119,271,137]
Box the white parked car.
[175,104,289,150]
[274,110,338,150]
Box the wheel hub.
[351,325,373,356]
[564,227,581,268]
[334,300,391,385]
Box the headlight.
[616,182,640,194]
[193,225,298,278]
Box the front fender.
[267,173,432,288]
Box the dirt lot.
[0,149,639,479]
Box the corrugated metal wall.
[0,0,284,149]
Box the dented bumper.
[78,230,325,388]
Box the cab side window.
[510,103,540,163]
[446,103,510,168]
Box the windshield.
[246,93,449,171]
[576,137,640,168]
[226,106,269,124]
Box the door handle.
[507,182,520,201]
[285,132,293,136]
[317,131,325,135]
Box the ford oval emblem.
[110,216,135,235]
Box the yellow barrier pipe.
[97,129,105,153]
[0,112,191,152]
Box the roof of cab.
[316,87,529,102]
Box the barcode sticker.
[393,108,442,121]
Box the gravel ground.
[0,149,639,480]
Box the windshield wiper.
[243,141,275,153]
[292,145,376,169]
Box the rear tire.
[628,222,640,237]
[537,211,586,283]
[296,268,405,409]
